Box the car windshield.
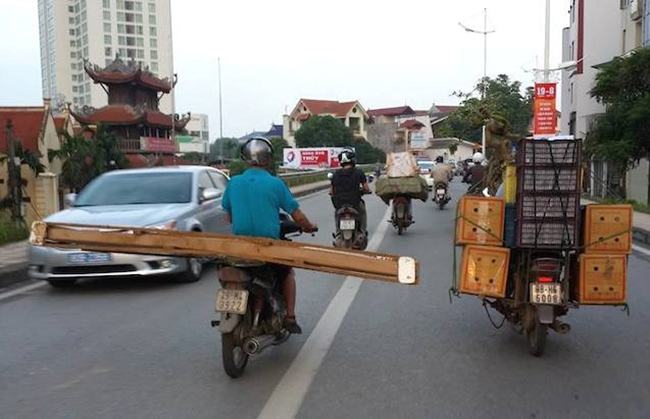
[74,172,193,206]
[418,162,434,170]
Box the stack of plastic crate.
[516,139,582,249]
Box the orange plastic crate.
[577,254,627,304]
[459,245,510,298]
[584,204,633,254]
[456,196,505,245]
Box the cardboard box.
[577,254,627,304]
[459,245,510,298]
[584,204,633,254]
[456,196,505,245]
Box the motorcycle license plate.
[530,283,562,305]
[339,219,355,230]
[215,289,248,314]
[437,189,446,195]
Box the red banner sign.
[140,137,177,153]
[533,83,557,136]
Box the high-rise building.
[37,0,174,113]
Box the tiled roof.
[85,57,174,93]
[70,105,189,129]
[300,99,359,117]
[431,105,459,114]
[265,124,283,138]
[367,106,415,117]
[400,119,425,130]
[237,131,268,144]
[0,107,47,153]
[53,115,67,133]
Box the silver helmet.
[240,137,274,166]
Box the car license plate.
[67,253,112,264]
[339,219,355,230]
[530,283,562,305]
[437,189,446,195]
[215,289,248,314]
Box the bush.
[0,211,29,246]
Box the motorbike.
[486,250,571,357]
[333,192,370,250]
[433,181,451,210]
[391,195,412,235]
[214,214,311,378]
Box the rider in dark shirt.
[330,148,370,233]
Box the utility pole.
[218,57,224,165]
[543,0,551,83]
[5,119,23,220]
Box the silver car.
[29,166,230,287]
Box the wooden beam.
[30,222,419,285]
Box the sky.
[0,0,569,140]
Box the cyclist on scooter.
[329,148,370,234]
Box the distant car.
[417,160,435,189]
[29,166,230,288]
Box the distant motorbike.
[433,182,451,210]
[214,215,314,378]
[333,191,370,250]
[391,195,413,235]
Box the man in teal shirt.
[222,137,317,334]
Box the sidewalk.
[582,198,650,246]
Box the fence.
[278,164,375,188]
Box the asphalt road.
[2,180,650,418]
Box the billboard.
[283,147,352,169]
[533,83,557,136]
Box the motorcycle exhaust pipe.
[550,320,571,335]
[243,334,277,355]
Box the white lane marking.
[258,205,392,419]
[0,281,48,302]
[633,244,650,257]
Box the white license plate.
[339,219,355,230]
[215,289,249,314]
[530,283,562,305]
[67,253,112,264]
[437,189,446,195]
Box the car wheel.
[175,257,203,283]
[47,279,77,288]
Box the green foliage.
[1,142,46,219]
[294,115,385,164]
[269,137,289,164]
[227,160,248,176]
[210,137,240,161]
[181,152,206,164]
[437,74,533,142]
[586,48,650,171]
[448,141,458,156]
[49,124,128,192]
[0,211,28,245]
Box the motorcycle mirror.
[482,187,490,197]
[327,173,333,180]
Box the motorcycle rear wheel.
[397,225,404,235]
[526,314,548,357]
[222,332,249,378]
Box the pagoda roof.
[85,56,175,93]
[70,104,190,130]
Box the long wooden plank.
[30,222,419,285]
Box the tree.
[448,141,458,156]
[210,137,239,161]
[1,142,46,218]
[586,48,650,203]
[269,137,289,164]
[295,115,385,164]
[181,152,206,165]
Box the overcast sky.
[0,0,569,140]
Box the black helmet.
[338,148,356,165]
[435,155,444,163]
[240,137,274,166]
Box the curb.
[290,182,330,198]
[633,227,650,246]
[0,264,28,289]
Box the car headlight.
[147,220,177,230]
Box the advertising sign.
[533,83,557,136]
[409,131,428,150]
[140,137,177,153]
[283,147,353,169]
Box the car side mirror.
[201,188,222,202]
[327,173,333,180]
[65,193,77,206]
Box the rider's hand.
[304,223,318,233]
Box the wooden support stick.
[30,222,419,285]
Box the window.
[72,86,78,93]
[85,94,91,103]
[117,24,125,33]
[127,48,136,58]
[72,74,77,82]
[150,50,157,59]
[68,5,74,12]
[69,17,75,24]
[105,47,112,56]
[135,14,143,24]
[124,1,134,10]
[117,12,125,21]
[126,37,135,46]
[104,22,111,32]
[73,97,79,104]
[103,0,110,7]
[149,15,156,24]
[150,38,157,48]
[149,26,156,36]
[118,36,126,45]
[70,51,76,59]
[148,3,155,12]
[103,11,111,20]
[136,26,144,35]
[70,40,76,47]
[198,172,217,193]
[151,62,158,72]
[135,2,142,12]
[71,63,76,70]
[78,84,84,93]
[69,29,75,36]
[136,37,144,47]
[137,49,145,58]
[119,48,127,56]
[104,35,112,44]
[117,0,124,9]
[83,46,89,56]
[208,171,228,191]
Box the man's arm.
[358,169,370,193]
[291,208,318,233]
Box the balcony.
[120,137,179,153]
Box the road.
[2,180,650,418]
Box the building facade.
[283,99,369,147]
[38,0,173,113]
[560,0,647,202]
[178,113,209,154]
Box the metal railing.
[278,164,374,188]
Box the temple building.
[70,56,189,167]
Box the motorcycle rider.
[222,137,318,334]
[463,152,487,194]
[330,148,371,234]
[432,155,451,190]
